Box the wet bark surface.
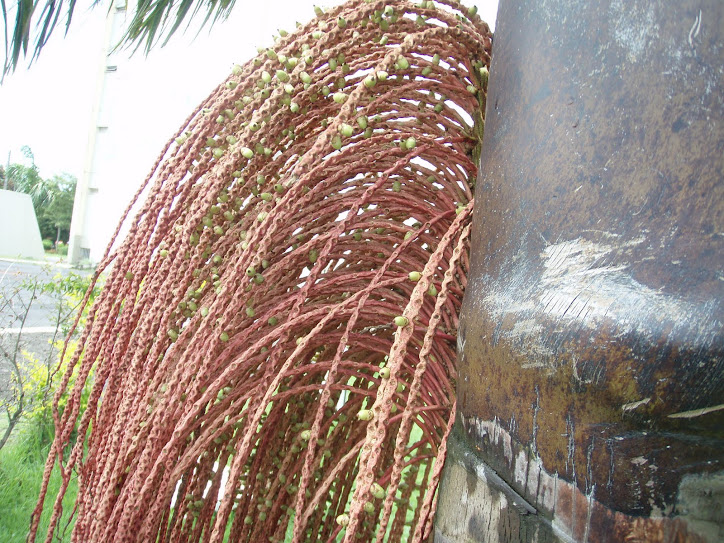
[437,0,724,541]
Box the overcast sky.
[0,1,498,180]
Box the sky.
[0,0,498,181]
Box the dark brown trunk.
[436,0,724,541]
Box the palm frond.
[2,0,238,81]
[120,0,237,56]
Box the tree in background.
[3,146,76,245]
[37,174,76,246]
[4,146,45,202]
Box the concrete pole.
[67,0,127,265]
[4,150,9,190]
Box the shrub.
[42,239,53,251]
[0,271,101,451]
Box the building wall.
[0,189,46,259]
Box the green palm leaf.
[1,0,237,80]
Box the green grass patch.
[0,427,77,542]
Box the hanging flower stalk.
[29,1,492,541]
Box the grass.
[0,422,78,542]
[0,419,430,542]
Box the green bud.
[333,92,347,104]
[371,482,385,499]
[394,316,409,327]
[377,70,388,81]
[479,66,489,85]
[357,409,373,421]
[241,147,254,159]
[300,71,312,84]
[428,283,438,296]
[409,271,421,281]
[339,123,354,137]
[379,367,391,379]
[364,75,377,88]
[268,316,278,326]
[220,332,229,342]
[246,306,255,318]
[405,137,417,149]
[357,116,368,129]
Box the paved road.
[0,260,90,330]
[0,259,94,401]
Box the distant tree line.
[0,146,76,249]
